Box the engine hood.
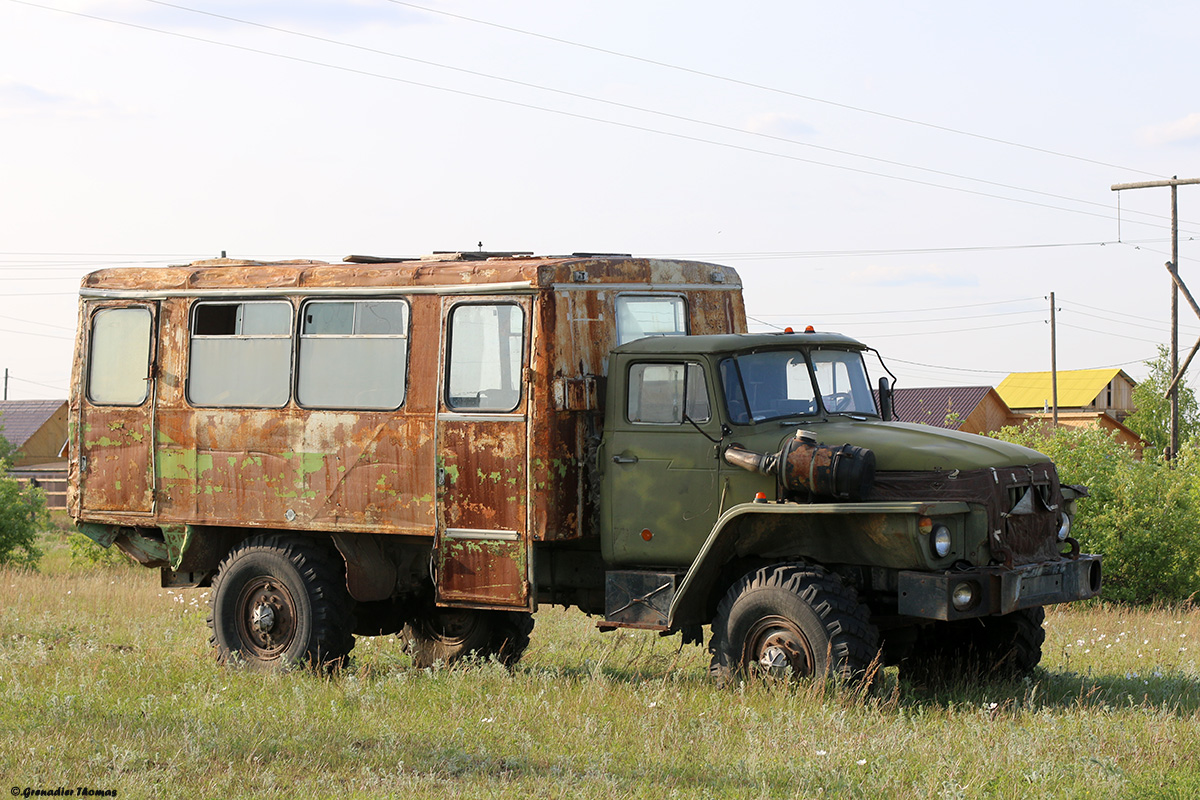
[730,419,1049,472]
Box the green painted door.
[602,358,723,568]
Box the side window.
[446,303,525,412]
[298,300,408,409]
[188,301,292,407]
[88,307,152,405]
[627,362,710,424]
[615,295,687,345]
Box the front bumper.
[897,554,1102,621]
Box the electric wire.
[6,0,1180,231]
[125,0,1186,230]
[384,0,1166,180]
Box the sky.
[2,0,1199,402]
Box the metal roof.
[891,386,994,429]
[995,368,1129,410]
[0,399,66,449]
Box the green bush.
[68,531,131,567]
[993,424,1200,604]
[0,458,47,567]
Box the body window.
[446,304,525,412]
[298,300,408,409]
[615,295,687,345]
[188,301,292,407]
[88,307,152,405]
[627,362,710,424]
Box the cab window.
[627,362,710,424]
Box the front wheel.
[901,607,1046,685]
[207,534,355,670]
[708,563,878,686]
[403,607,534,668]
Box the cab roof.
[613,331,868,355]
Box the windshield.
[719,348,877,424]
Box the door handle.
[612,454,638,464]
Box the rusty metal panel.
[80,407,155,512]
[436,535,527,605]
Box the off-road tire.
[901,607,1046,685]
[708,563,879,687]
[403,607,534,668]
[208,534,356,670]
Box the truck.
[69,250,1101,682]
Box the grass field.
[2,533,1199,799]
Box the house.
[891,386,1022,435]
[995,369,1143,454]
[0,399,69,509]
[995,368,1136,422]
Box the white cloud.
[0,80,109,119]
[1139,113,1200,146]
[744,112,815,139]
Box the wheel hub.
[746,615,815,678]
[235,577,298,659]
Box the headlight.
[931,525,952,558]
[1058,515,1071,541]
[951,581,977,611]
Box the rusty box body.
[68,252,746,610]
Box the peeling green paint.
[443,464,459,484]
[162,525,191,570]
[156,429,177,445]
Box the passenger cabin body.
[68,253,746,611]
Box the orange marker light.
[918,516,933,534]
[641,529,653,541]
[784,326,794,333]
[804,325,815,333]
[753,492,768,503]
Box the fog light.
[951,581,977,611]
[1058,515,1071,541]
[932,525,952,558]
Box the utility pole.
[1111,175,1200,458]
[1050,292,1058,427]
[3,368,6,401]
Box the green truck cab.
[594,331,1100,682]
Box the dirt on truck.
[70,250,1101,682]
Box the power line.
[385,0,1165,180]
[9,0,1180,231]
[129,1,1189,230]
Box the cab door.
[602,357,723,567]
[78,301,158,514]
[433,297,533,609]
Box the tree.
[1125,345,1200,453]
[0,457,45,567]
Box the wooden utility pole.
[1111,176,1200,458]
[1050,292,1058,426]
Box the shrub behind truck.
[70,251,1100,681]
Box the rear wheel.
[901,607,1045,685]
[208,534,355,670]
[403,607,534,668]
[708,563,878,686]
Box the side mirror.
[878,377,893,421]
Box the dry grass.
[1,533,1199,798]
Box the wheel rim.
[425,609,482,645]
[234,576,298,659]
[744,614,815,678]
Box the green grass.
[2,531,1199,798]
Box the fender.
[667,499,970,628]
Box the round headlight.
[1058,515,1071,541]
[931,525,952,558]
[951,581,977,611]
